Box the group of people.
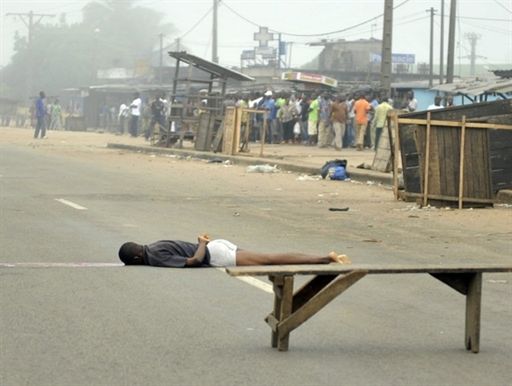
[117,92,169,140]
[33,91,63,139]
[232,90,398,152]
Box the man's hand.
[198,234,211,244]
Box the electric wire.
[221,0,412,37]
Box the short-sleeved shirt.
[35,97,46,118]
[308,99,319,122]
[330,101,348,123]
[143,240,210,267]
[263,98,277,120]
[353,98,370,125]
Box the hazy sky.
[1,0,511,69]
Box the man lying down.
[118,234,351,267]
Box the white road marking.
[55,198,87,210]
[0,262,123,268]
[216,268,273,294]
[1,263,273,294]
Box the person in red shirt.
[352,94,371,151]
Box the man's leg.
[236,250,350,266]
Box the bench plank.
[226,263,512,277]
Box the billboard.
[369,53,416,64]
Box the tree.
[0,0,174,100]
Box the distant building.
[310,38,382,73]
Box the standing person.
[353,94,371,151]
[278,98,298,144]
[366,94,380,149]
[129,92,142,137]
[344,94,355,148]
[299,95,309,144]
[445,95,455,107]
[370,97,393,150]
[307,94,319,145]
[49,99,62,130]
[330,95,349,150]
[317,93,332,148]
[147,93,166,141]
[250,92,263,142]
[274,93,286,143]
[118,234,351,267]
[34,91,47,139]
[427,95,444,110]
[118,102,129,134]
[407,91,418,112]
[262,91,276,143]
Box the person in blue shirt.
[262,91,277,143]
[34,91,47,139]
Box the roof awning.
[431,78,512,97]
[168,51,254,82]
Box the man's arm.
[185,234,210,267]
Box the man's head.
[39,91,45,98]
[118,242,145,265]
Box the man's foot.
[328,251,352,264]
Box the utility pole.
[464,32,481,76]
[380,0,393,95]
[446,0,456,83]
[6,11,55,99]
[427,7,436,88]
[439,0,445,84]
[159,33,164,86]
[212,0,219,63]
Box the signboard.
[241,50,256,60]
[253,26,274,48]
[281,71,338,88]
[255,46,276,59]
[369,53,416,64]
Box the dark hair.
[118,242,143,265]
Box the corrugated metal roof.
[168,51,254,82]
[431,77,512,97]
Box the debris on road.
[246,164,280,173]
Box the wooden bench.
[226,263,512,352]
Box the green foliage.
[1,0,174,100]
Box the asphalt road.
[1,139,511,386]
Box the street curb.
[107,143,394,185]
[496,190,512,204]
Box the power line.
[221,0,412,38]
[179,5,213,39]
[493,0,512,13]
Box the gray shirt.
[143,240,211,267]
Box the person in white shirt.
[427,96,444,110]
[407,91,418,112]
[118,103,129,134]
[129,92,142,137]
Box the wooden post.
[423,112,432,207]
[465,272,482,353]
[458,116,467,209]
[260,114,267,157]
[277,276,294,351]
[269,275,284,348]
[392,112,401,200]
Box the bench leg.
[277,276,294,351]
[465,272,482,353]
[269,275,283,348]
[267,275,294,351]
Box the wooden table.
[226,264,512,352]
